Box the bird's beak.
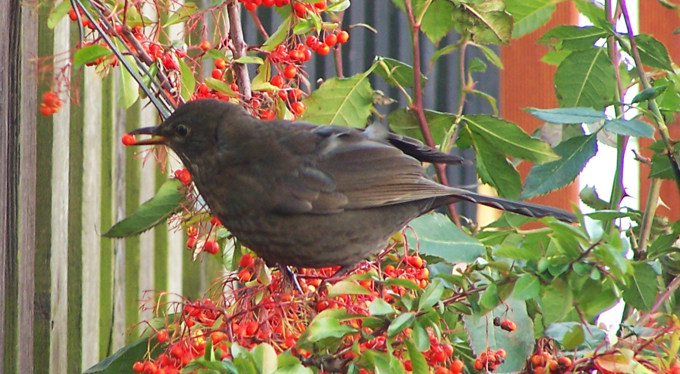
[127,126,169,146]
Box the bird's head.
[128,99,248,164]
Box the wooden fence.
[3,1,675,373]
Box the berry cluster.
[173,168,192,186]
[129,247,474,373]
[473,348,507,372]
[184,221,220,256]
[493,316,517,332]
[39,91,63,116]
[527,352,572,374]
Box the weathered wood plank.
[49,14,71,374]
[81,67,103,369]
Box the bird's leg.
[279,264,304,294]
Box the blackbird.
[129,99,576,269]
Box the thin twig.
[403,0,460,226]
[226,0,252,101]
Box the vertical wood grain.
[81,67,103,369]
[49,14,71,374]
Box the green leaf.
[48,0,73,29]
[304,314,357,342]
[512,274,540,300]
[621,262,659,312]
[164,2,197,27]
[234,55,264,65]
[387,312,415,338]
[417,279,444,311]
[573,0,608,29]
[262,15,292,52]
[479,282,499,311]
[525,107,605,124]
[421,0,457,44]
[540,278,573,325]
[252,343,277,374]
[388,108,454,144]
[554,48,616,109]
[327,0,350,12]
[634,34,673,71]
[205,77,237,96]
[631,85,668,104]
[374,57,427,89]
[560,323,585,349]
[545,322,606,349]
[474,43,504,69]
[494,245,542,262]
[369,298,395,316]
[463,115,559,163]
[406,213,485,263]
[506,0,556,38]
[539,25,609,51]
[470,10,514,45]
[603,119,655,138]
[411,320,430,351]
[73,45,112,69]
[118,55,140,109]
[301,72,374,127]
[405,339,429,374]
[466,132,522,198]
[84,338,160,373]
[178,58,196,102]
[103,179,184,237]
[522,134,597,199]
[328,280,373,297]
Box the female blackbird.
[129,99,575,269]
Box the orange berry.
[337,30,349,43]
[214,58,227,69]
[199,40,211,51]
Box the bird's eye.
[175,124,189,137]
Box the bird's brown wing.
[271,124,453,214]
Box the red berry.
[244,1,257,11]
[293,2,306,17]
[174,169,192,185]
[283,65,297,79]
[451,359,464,373]
[199,40,211,51]
[290,101,306,115]
[157,329,168,343]
[211,69,223,80]
[197,82,210,95]
[260,109,275,120]
[186,237,197,250]
[337,30,349,44]
[239,253,255,268]
[325,33,337,46]
[121,133,136,146]
[204,240,220,254]
[306,35,318,47]
[262,0,275,5]
[132,361,144,372]
[270,75,284,88]
[214,58,227,69]
[288,88,303,101]
[313,0,326,10]
[316,43,330,55]
[68,9,78,21]
[238,269,252,282]
[39,103,55,116]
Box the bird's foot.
[278,264,304,294]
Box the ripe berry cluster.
[39,91,63,116]
[129,248,476,373]
[527,351,572,374]
[473,348,507,372]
